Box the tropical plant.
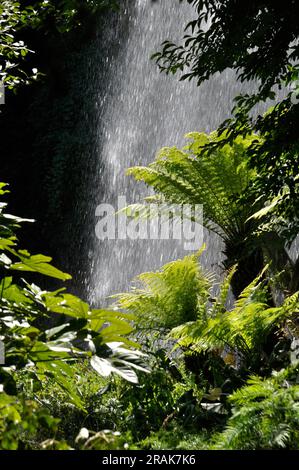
[126,132,277,296]
[126,131,298,296]
[0,182,147,449]
[113,247,212,331]
[153,0,299,241]
[114,247,298,375]
[114,347,179,440]
[112,249,299,445]
[213,366,299,450]
[0,392,61,450]
[127,132,256,239]
[0,1,37,89]
[171,266,299,372]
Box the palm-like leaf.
[127,132,257,240]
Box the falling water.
[85,0,258,305]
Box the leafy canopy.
[126,131,271,296]
[113,246,299,374]
[154,0,299,94]
[0,0,118,90]
[153,0,299,242]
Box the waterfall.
[84,0,257,305]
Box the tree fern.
[126,132,266,296]
[112,246,298,374]
[127,132,257,240]
[111,246,299,449]
[126,131,296,296]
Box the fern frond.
[113,248,213,330]
[171,266,298,356]
[210,265,237,317]
[127,132,258,241]
[214,366,299,449]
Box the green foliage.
[126,132,261,295]
[214,366,299,449]
[114,349,178,440]
[113,247,211,331]
[5,235,298,450]
[112,249,299,450]
[139,426,211,450]
[17,360,130,448]
[0,1,37,89]
[172,268,298,370]
[153,0,299,242]
[0,392,59,450]
[18,355,176,447]
[114,246,297,374]
[0,182,147,449]
[224,96,299,243]
[154,0,299,93]
[74,428,132,451]
[2,0,299,451]
[126,131,298,296]
[29,1,119,34]
[28,347,220,447]
[0,0,118,90]
[127,132,257,240]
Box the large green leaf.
[9,252,71,281]
[43,293,89,318]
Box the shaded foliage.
[0,183,147,449]
[214,366,299,450]
[154,0,299,92]
[0,0,119,90]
